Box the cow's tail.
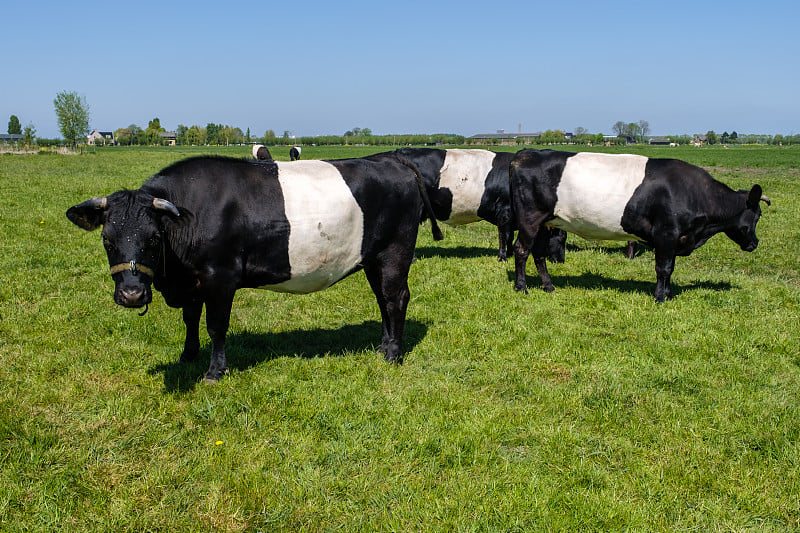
[395,152,444,241]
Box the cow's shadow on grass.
[415,245,498,260]
[149,319,427,393]
[509,270,734,298]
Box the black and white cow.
[252,144,272,161]
[66,155,442,381]
[290,146,301,161]
[367,148,566,262]
[510,149,770,302]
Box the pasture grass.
[1,146,799,531]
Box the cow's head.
[546,228,567,263]
[726,184,770,252]
[67,190,180,309]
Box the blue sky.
[3,0,797,138]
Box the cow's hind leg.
[364,255,412,365]
[179,303,203,363]
[531,229,556,292]
[513,235,532,293]
[495,206,515,262]
[513,207,553,293]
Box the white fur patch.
[548,152,648,241]
[261,160,364,294]
[252,144,263,159]
[293,146,302,155]
[438,149,496,225]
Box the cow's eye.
[148,234,161,247]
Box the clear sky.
[3,0,797,139]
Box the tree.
[54,91,90,146]
[8,115,21,135]
[175,124,188,146]
[706,130,717,145]
[145,117,166,145]
[22,123,36,146]
[207,123,220,145]
[637,120,650,142]
[612,121,626,136]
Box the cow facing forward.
[67,155,442,381]
[510,149,769,302]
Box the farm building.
[469,130,576,145]
[87,130,115,145]
[1,133,24,143]
[158,131,177,146]
[470,131,541,143]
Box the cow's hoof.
[542,285,555,293]
[384,353,404,365]
[204,368,228,382]
[514,284,528,294]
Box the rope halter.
[109,260,155,278]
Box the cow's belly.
[260,161,364,294]
[439,150,494,225]
[549,152,647,241]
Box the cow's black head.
[67,190,180,309]
[726,185,770,252]
[547,228,567,263]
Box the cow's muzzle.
[111,261,155,311]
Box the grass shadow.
[415,245,498,260]
[508,270,734,298]
[149,319,428,393]
[566,242,652,258]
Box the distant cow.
[67,155,442,381]
[252,144,272,161]
[368,148,566,262]
[290,146,301,161]
[510,150,769,302]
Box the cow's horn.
[152,198,180,216]
[79,197,107,209]
[760,195,771,206]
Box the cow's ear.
[66,197,107,231]
[747,185,763,209]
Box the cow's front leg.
[203,292,235,381]
[653,251,676,303]
[513,237,531,293]
[179,303,202,363]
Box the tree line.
[6,92,800,148]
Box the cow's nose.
[120,287,145,306]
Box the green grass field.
[1,145,799,531]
